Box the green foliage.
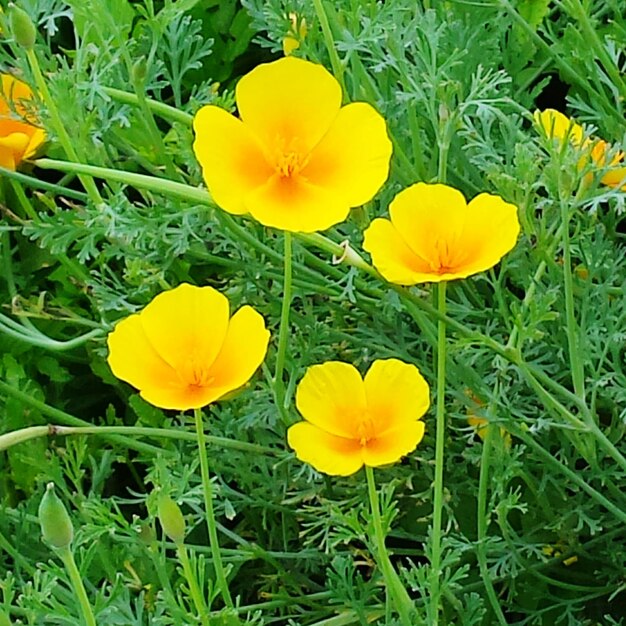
[0,0,625,625]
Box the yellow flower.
[363,183,520,285]
[534,108,626,190]
[287,359,429,476]
[282,12,307,56]
[107,283,270,410]
[193,57,392,233]
[0,74,45,170]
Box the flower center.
[178,354,214,388]
[273,137,309,178]
[431,238,457,274]
[356,413,377,446]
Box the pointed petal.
[287,422,363,476]
[236,57,341,154]
[139,284,230,378]
[204,305,270,393]
[363,359,429,435]
[303,102,392,206]
[193,105,274,215]
[295,361,367,438]
[361,421,426,467]
[246,173,350,232]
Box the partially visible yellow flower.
[363,183,520,285]
[107,283,270,410]
[0,74,45,170]
[465,390,511,448]
[287,359,429,476]
[534,108,626,190]
[193,57,392,233]
[282,12,307,56]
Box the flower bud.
[8,4,36,49]
[157,494,186,544]
[131,57,147,85]
[38,483,74,549]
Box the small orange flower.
[0,74,45,170]
[193,57,392,233]
[534,108,626,190]
[107,284,270,410]
[287,359,429,476]
[363,183,520,285]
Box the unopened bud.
[38,483,74,549]
[131,57,147,85]
[157,494,186,544]
[9,4,36,49]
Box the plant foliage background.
[0,0,625,624]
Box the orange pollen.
[356,415,376,447]
[276,151,307,177]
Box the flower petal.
[362,218,433,284]
[107,314,178,392]
[246,173,351,232]
[534,109,584,144]
[363,359,429,435]
[450,193,520,278]
[236,57,342,155]
[601,166,626,189]
[303,102,392,206]
[23,127,45,159]
[139,284,230,378]
[361,421,426,467]
[295,361,367,438]
[389,183,468,268]
[139,384,223,411]
[287,422,363,476]
[193,105,274,215]
[204,305,270,394]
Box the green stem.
[177,542,209,625]
[103,87,193,126]
[0,166,88,201]
[476,424,508,625]
[365,466,415,626]
[311,0,346,94]
[429,281,447,625]
[24,50,103,206]
[34,158,209,205]
[57,547,97,626]
[274,232,293,424]
[193,407,234,608]
[559,196,585,401]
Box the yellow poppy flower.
[193,57,393,233]
[107,283,270,411]
[282,13,307,56]
[534,108,626,190]
[287,359,429,476]
[0,74,45,170]
[362,183,520,285]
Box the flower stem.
[312,0,346,95]
[274,232,293,424]
[24,49,103,206]
[429,280,447,624]
[177,541,210,625]
[57,547,96,626]
[365,466,415,626]
[559,197,586,401]
[476,423,508,625]
[193,407,234,608]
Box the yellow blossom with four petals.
[193,57,393,233]
[0,74,45,170]
[363,183,520,285]
[534,108,626,190]
[287,359,430,476]
[107,283,270,411]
